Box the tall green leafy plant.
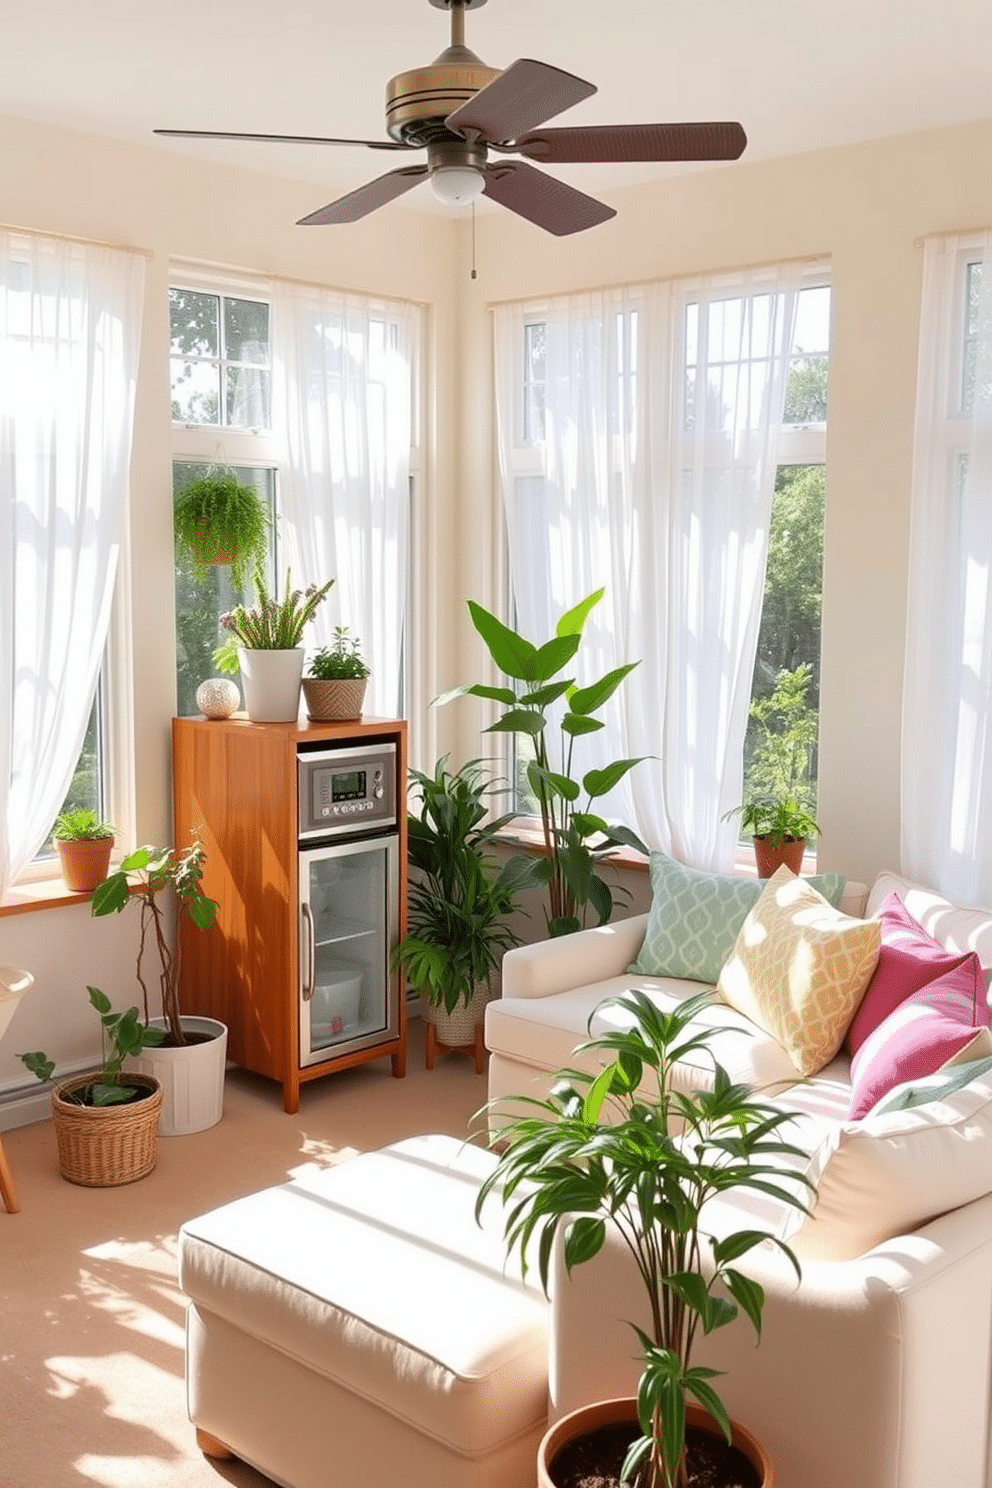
[91,841,218,1047]
[392,758,520,1013]
[438,589,646,937]
[477,989,810,1488]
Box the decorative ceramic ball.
[196,677,241,719]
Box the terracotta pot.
[55,835,114,892]
[752,835,806,879]
[538,1397,772,1488]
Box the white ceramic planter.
[238,647,304,722]
[127,1016,228,1137]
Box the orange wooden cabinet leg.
[196,1428,234,1460]
[0,1136,21,1214]
[425,1021,437,1070]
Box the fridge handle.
[301,900,315,1002]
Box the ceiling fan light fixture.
[430,164,485,206]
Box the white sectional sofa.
[485,865,992,1488]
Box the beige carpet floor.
[0,1021,488,1488]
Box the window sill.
[0,874,100,918]
[494,819,650,874]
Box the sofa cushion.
[699,1068,992,1261]
[789,1069,992,1259]
[717,867,881,1076]
[847,955,992,1118]
[628,851,847,985]
[846,891,977,1055]
[866,871,992,1004]
[487,975,811,1097]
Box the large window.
[170,278,277,716]
[494,263,829,865]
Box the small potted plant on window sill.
[173,469,270,590]
[726,795,820,878]
[53,809,116,893]
[303,627,371,721]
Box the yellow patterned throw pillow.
[717,866,882,1076]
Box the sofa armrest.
[500,914,649,1001]
[549,1192,992,1488]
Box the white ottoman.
[178,1134,549,1488]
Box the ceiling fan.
[154,0,747,237]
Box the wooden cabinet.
[172,714,407,1114]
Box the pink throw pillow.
[846,892,975,1055]
[848,954,988,1119]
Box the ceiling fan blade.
[513,121,748,165]
[446,58,596,144]
[154,128,410,152]
[297,166,429,225]
[482,161,615,237]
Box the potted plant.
[91,840,226,1136]
[20,985,165,1187]
[731,664,820,876]
[392,757,520,1070]
[728,795,821,878]
[437,588,648,938]
[53,808,115,893]
[303,627,371,721]
[173,469,270,590]
[476,987,811,1488]
[213,565,335,722]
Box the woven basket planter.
[423,983,490,1047]
[51,1073,163,1187]
[302,677,368,721]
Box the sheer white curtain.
[493,262,803,869]
[272,286,417,718]
[903,232,992,902]
[0,231,145,897]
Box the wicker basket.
[51,1073,163,1187]
[302,677,368,721]
[423,983,490,1048]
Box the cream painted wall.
[4,107,992,1109]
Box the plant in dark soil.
[476,988,811,1488]
[551,1421,760,1488]
[20,985,164,1105]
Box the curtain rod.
[914,224,992,248]
[483,249,830,312]
[0,220,153,260]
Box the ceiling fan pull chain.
[471,199,477,280]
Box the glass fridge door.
[299,834,399,1068]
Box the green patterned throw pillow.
[628,851,847,986]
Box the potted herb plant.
[303,627,371,721]
[213,565,335,722]
[173,469,270,590]
[53,808,115,893]
[437,588,647,937]
[392,757,519,1071]
[727,795,821,878]
[20,985,165,1187]
[91,840,226,1136]
[476,987,811,1488]
[730,664,821,876]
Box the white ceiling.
[4,0,992,221]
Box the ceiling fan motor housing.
[386,48,500,146]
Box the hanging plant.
[173,470,270,590]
